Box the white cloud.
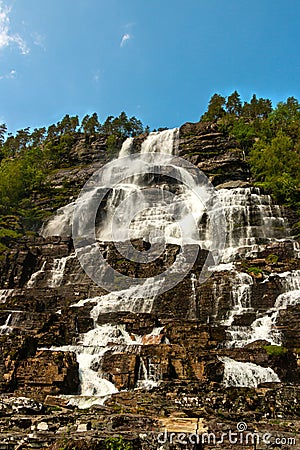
[0,68,17,80]
[120,33,131,47]
[32,31,46,50]
[0,1,29,54]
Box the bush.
[264,345,288,356]
[105,437,133,450]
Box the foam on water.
[220,356,280,388]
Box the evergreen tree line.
[0,111,146,159]
[0,94,298,242]
[201,91,300,206]
[0,112,147,215]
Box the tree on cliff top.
[201,94,226,122]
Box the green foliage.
[265,254,279,264]
[0,146,47,212]
[267,96,300,139]
[246,266,263,276]
[201,93,226,122]
[81,112,100,136]
[264,345,288,356]
[0,228,22,239]
[106,135,120,157]
[100,111,144,138]
[0,110,146,235]
[228,118,257,150]
[242,94,272,120]
[105,437,133,450]
[226,90,242,116]
[249,131,300,204]
[44,133,77,166]
[202,91,300,206]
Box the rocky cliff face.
[0,123,299,449]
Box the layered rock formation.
[0,123,299,449]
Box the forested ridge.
[201,92,300,205]
[0,93,299,249]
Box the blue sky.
[0,0,299,133]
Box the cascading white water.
[41,129,180,239]
[137,357,163,390]
[0,289,14,304]
[27,261,47,288]
[41,202,75,238]
[278,270,300,291]
[47,323,166,408]
[38,128,299,403]
[49,255,76,288]
[49,324,133,408]
[141,129,179,154]
[0,313,12,335]
[293,241,300,258]
[187,273,197,319]
[222,271,253,326]
[136,327,166,389]
[220,356,280,388]
[27,256,75,289]
[41,131,294,265]
[217,188,290,262]
[72,277,162,318]
[96,127,210,245]
[118,137,134,157]
[247,290,300,346]
[228,270,300,347]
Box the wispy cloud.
[0,1,29,54]
[0,69,16,80]
[120,33,131,48]
[32,31,46,51]
[92,69,101,83]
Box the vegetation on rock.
[202,92,300,206]
[0,112,147,248]
[0,93,299,248]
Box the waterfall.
[218,188,290,262]
[41,128,221,252]
[293,241,300,258]
[0,313,12,335]
[48,324,138,408]
[41,202,75,238]
[72,277,162,318]
[37,128,300,405]
[41,129,179,239]
[49,254,76,288]
[118,137,134,157]
[95,127,210,246]
[248,290,300,346]
[137,357,163,390]
[222,272,253,326]
[140,129,179,154]
[228,270,300,347]
[47,323,166,408]
[27,256,75,289]
[27,261,47,288]
[187,273,197,319]
[278,270,300,291]
[220,356,280,387]
[0,289,14,304]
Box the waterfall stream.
[35,128,299,396]
[227,270,300,347]
[0,289,14,304]
[220,356,280,388]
